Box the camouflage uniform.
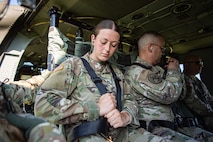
[124,57,197,142]
[35,52,175,142]
[0,25,72,113]
[182,75,213,120]
[176,74,213,141]
[34,53,127,141]
[47,26,74,70]
[28,122,66,142]
[0,82,66,142]
[0,70,51,114]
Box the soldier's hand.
[165,57,179,70]
[98,93,117,116]
[105,109,130,128]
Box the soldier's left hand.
[105,109,130,128]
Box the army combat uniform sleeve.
[182,75,213,115]
[123,78,140,127]
[35,58,99,124]
[126,64,182,104]
[124,57,183,122]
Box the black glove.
[6,113,46,139]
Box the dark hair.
[93,19,120,36]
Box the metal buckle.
[100,133,113,142]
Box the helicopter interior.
[0,0,213,93]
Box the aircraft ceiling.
[1,0,213,68]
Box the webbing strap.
[109,65,122,111]
[131,62,152,70]
[81,58,122,110]
[81,58,107,95]
[71,118,108,142]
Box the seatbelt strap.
[72,118,108,141]
[82,58,122,111]
[131,62,152,70]
[81,58,107,94]
[109,65,122,111]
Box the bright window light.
[179,64,201,80]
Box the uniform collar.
[135,56,153,69]
[83,53,111,73]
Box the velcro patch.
[139,70,149,80]
[148,73,162,84]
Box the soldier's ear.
[91,34,95,45]
[149,47,153,52]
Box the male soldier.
[124,31,197,141]
[175,55,213,141]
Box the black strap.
[131,62,152,70]
[177,117,199,128]
[81,58,107,94]
[81,58,122,110]
[148,120,176,132]
[72,119,108,141]
[109,65,122,111]
[139,120,176,132]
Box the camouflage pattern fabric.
[34,53,127,141]
[0,70,51,114]
[177,127,213,142]
[47,26,74,70]
[124,57,197,141]
[176,74,213,141]
[35,53,176,142]
[182,75,213,116]
[28,122,66,142]
[115,126,176,142]
[0,83,67,142]
[0,25,72,113]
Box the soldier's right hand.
[98,93,117,116]
[165,57,179,70]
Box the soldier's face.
[90,29,120,62]
[151,37,165,65]
[184,57,204,75]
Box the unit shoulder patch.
[148,73,162,84]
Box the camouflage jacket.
[0,26,73,114]
[34,53,137,141]
[0,70,51,114]
[181,74,213,115]
[124,57,183,126]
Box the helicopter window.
[179,64,201,80]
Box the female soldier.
[34,19,132,142]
